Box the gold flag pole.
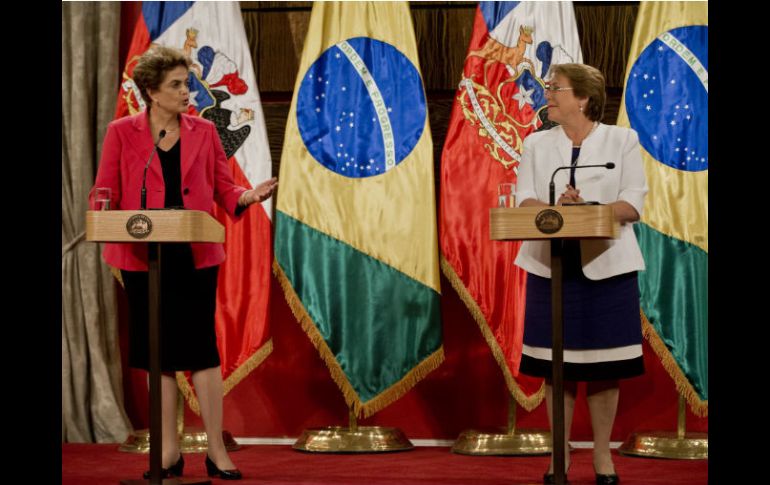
[293,407,413,453]
[452,393,551,455]
[618,394,707,459]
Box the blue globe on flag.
[625,25,708,172]
[297,37,427,178]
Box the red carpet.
[62,444,707,485]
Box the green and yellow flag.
[617,1,707,416]
[274,1,443,418]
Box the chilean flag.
[116,1,273,412]
[439,1,582,410]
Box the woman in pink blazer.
[90,45,277,480]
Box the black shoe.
[205,455,242,480]
[543,473,570,485]
[595,473,619,485]
[142,454,184,479]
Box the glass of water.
[497,183,515,208]
[95,187,111,210]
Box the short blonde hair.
[132,45,192,105]
[550,63,606,122]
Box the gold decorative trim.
[176,339,274,416]
[222,339,273,396]
[361,347,444,418]
[440,256,545,411]
[273,259,444,418]
[641,311,708,417]
[110,265,124,288]
[177,371,200,415]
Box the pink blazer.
[89,111,247,271]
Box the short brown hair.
[550,63,606,122]
[132,45,192,105]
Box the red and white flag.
[440,1,582,409]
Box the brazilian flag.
[273,1,443,418]
[617,1,707,415]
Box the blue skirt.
[519,241,644,381]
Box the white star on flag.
[513,86,534,110]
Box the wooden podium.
[490,205,619,485]
[87,210,224,485]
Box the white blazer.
[514,123,648,280]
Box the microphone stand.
[141,130,166,210]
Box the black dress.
[121,138,221,372]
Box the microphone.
[140,129,166,210]
[548,162,615,206]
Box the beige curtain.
[62,2,132,443]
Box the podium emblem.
[126,214,153,239]
[535,209,563,234]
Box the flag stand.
[618,394,707,459]
[452,394,551,455]
[119,388,241,454]
[292,409,413,453]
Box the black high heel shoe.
[205,455,242,480]
[142,453,184,479]
[595,473,620,485]
[543,461,571,485]
[543,473,570,485]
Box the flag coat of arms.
[117,1,274,411]
[274,1,443,418]
[440,1,582,409]
[617,1,708,416]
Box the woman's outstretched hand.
[238,177,278,207]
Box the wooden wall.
[239,1,639,174]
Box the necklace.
[155,124,179,141]
[151,114,179,135]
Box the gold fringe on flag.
[110,265,124,287]
[176,371,200,415]
[222,339,273,395]
[361,347,444,419]
[176,339,274,416]
[273,259,444,418]
[440,256,545,411]
[641,310,708,417]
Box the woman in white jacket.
[515,63,648,485]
